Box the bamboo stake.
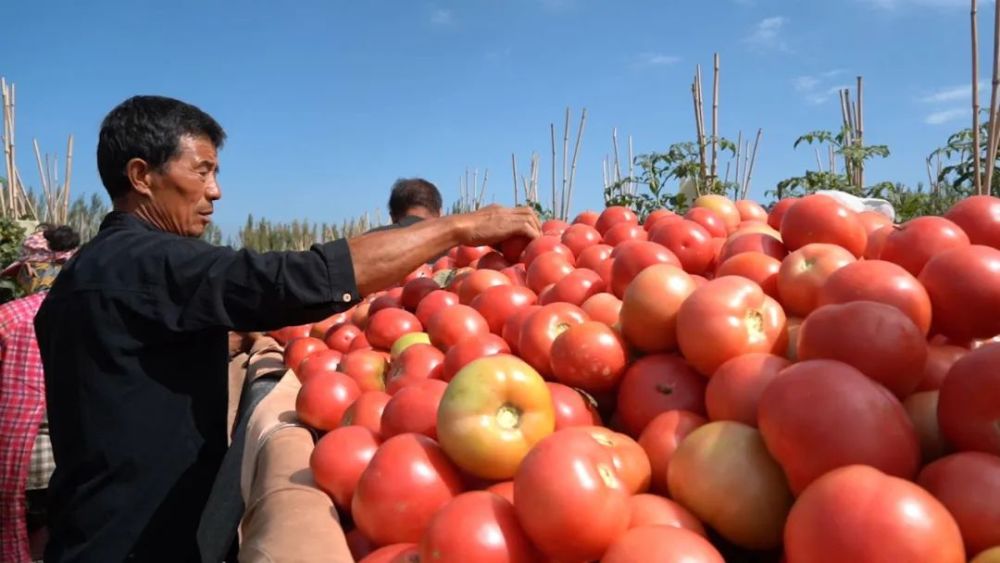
[985,0,1000,197]
[561,107,570,219]
[567,108,587,220]
[33,139,50,219]
[856,76,865,189]
[710,53,720,186]
[550,124,556,214]
[734,130,743,188]
[830,144,836,174]
[63,134,74,223]
[815,148,824,172]
[973,0,983,195]
[602,158,609,190]
[743,129,763,200]
[693,66,708,188]
[627,134,634,195]
[723,161,731,185]
[511,153,519,205]
[476,169,489,208]
[612,128,622,185]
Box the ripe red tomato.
[368,290,404,318]
[694,194,741,232]
[945,194,1000,248]
[603,222,648,246]
[780,194,867,256]
[937,342,1000,455]
[418,491,541,563]
[348,332,372,351]
[677,276,788,376]
[918,452,1000,556]
[684,207,727,238]
[341,390,391,437]
[777,242,856,317]
[310,313,348,339]
[414,289,460,327]
[498,235,531,264]
[517,302,589,377]
[546,382,601,430]
[561,223,602,257]
[426,304,490,351]
[903,390,951,464]
[602,525,724,563]
[577,243,613,271]
[919,245,1000,342]
[520,236,574,267]
[324,323,362,353]
[380,379,448,439]
[351,433,464,545]
[616,354,707,437]
[581,292,622,326]
[384,343,444,394]
[470,284,537,335]
[400,278,440,312]
[475,250,511,271]
[339,349,389,392]
[717,232,787,264]
[648,219,715,275]
[798,301,928,398]
[284,337,327,372]
[365,308,422,351]
[358,543,418,563]
[644,209,678,231]
[541,267,605,306]
[269,324,312,346]
[864,224,892,259]
[736,199,769,223]
[595,206,639,235]
[627,494,705,536]
[766,197,798,231]
[525,251,574,294]
[549,321,627,393]
[618,264,695,353]
[457,269,511,305]
[501,304,539,355]
[432,256,455,271]
[513,429,631,561]
[757,359,920,494]
[609,240,680,298]
[295,348,344,385]
[668,421,793,550]
[916,344,967,391]
[714,253,781,299]
[346,528,376,562]
[817,259,932,335]
[351,301,372,329]
[455,245,492,267]
[309,425,380,509]
[706,353,790,426]
[785,465,965,563]
[295,370,362,431]
[542,218,570,235]
[563,426,652,494]
[573,210,600,226]
[881,216,971,277]
[441,333,510,381]
[637,410,706,494]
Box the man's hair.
[97,95,226,200]
[388,178,443,221]
[40,224,81,251]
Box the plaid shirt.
[0,292,49,563]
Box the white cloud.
[919,83,984,103]
[794,76,820,92]
[794,71,852,105]
[807,85,851,105]
[747,16,789,50]
[925,107,969,125]
[430,8,454,26]
[636,53,681,67]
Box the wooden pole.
[734,130,743,189]
[550,124,556,213]
[63,134,73,223]
[985,0,1000,197]
[627,134,634,195]
[511,153,519,206]
[710,53,720,187]
[743,129,763,200]
[611,128,622,185]
[561,107,570,219]
[856,76,865,189]
[567,108,587,220]
[973,0,984,195]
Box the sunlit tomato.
[493,236,528,265]
[437,355,555,480]
[365,309,422,351]
[549,321,627,393]
[732,221,782,240]
[669,421,793,549]
[595,205,639,235]
[470,284,537,337]
[517,303,589,377]
[817,259,932,335]
[486,480,515,504]
[389,332,431,359]
[457,270,511,305]
[325,323,362,353]
[577,243,613,271]
[381,379,448,439]
[937,343,1000,455]
[758,359,920,494]
[513,429,631,561]
[627,494,705,536]
[444,267,474,294]
[295,348,344,385]
[269,324,312,346]
[715,253,781,299]
[284,337,327,372]
[311,313,348,340]
[501,304,539,355]
[573,210,600,226]
[706,353,790,426]
[358,543,418,563]
[478,253,511,272]
[798,301,928,398]
[784,316,803,360]
[616,354,707,437]
[369,289,404,317]
[603,222,648,247]
[341,390,391,437]
[973,547,1000,563]
[581,292,622,326]
[767,197,798,231]
[618,264,695,353]
[541,267,605,306]
[563,426,652,494]
[945,194,1000,248]
[351,434,465,546]
[348,332,372,351]
[780,194,867,256]
[677,276,787,376]
[560,223,602,257]
[384,343,444,394]
[736,199,769,223]
[919,245,1000,342]
[637,410,707,494]
[441,333,511,381]
[917,344,967,391]
[542,219,569,235]
[432,255,455,272]
[865,224,892,259]
[784,465,965,563]
[414,289,460,327]
[602,525,724,563]
[352,301,372,329]
[777,243,856,317]
[694,194,741,232]
[520,236,574,267]
[418,491,541,563]
[881,216,971,277]
[400,278,440,312]
[455,245,492,267]
[427,304,490,351]
[609,241,680,298]
[594,256,614,288]
[525,251,574,294]
[546,382,601,430]
[310,425,380,509]
[918,452,1000,556]
[904,390,952,464]
[717,231,787,264]
[644,209,678,231]
[295,371,361,431]
[856,209,892,234]
[339,349,389,392]
[648,219,715,275]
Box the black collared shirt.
[34,212,359,562]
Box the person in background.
[367,177,443,232]
[0,224,81,563]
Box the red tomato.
[561,223,602,256]
[351,301,372,329]
[798,301,928,398]
[627,494,705,536]
[918,452,1000,555]
[945,194,1000,248]
[426,304,490,351]
[348,332,372,351]
[310,313,348,339]
[577,243,613,271]
[500,263,527,287]
[706,353,790,426]
[937,343,1000,455]
[717,232,787,264]
[780,194,867,256]
[684,207,727,238]
[715,253,781,299]
[381,379,447,439]
[637,410,707,494]
[919,245,1000,342]
[404,263,433,282]
[414,289,460,327]
[917,344,967,391]
[668,421,793,549]
[384,343,444,394]
[736,199,769,223]
[677,276,788,376]
[904,390,952,464]
[295,348,344,385]
[475,250,511,271]
[441,333,511,381]
[602,525,724,563]
[309,425,380,509]
[295,371,362,431]
[471,284,537,335]
[339,349,389,392]
[784,465,965,563]
[644,209,678,231]
[777,243,856,317]
[549,321,627,393]
[520,236,574,267]
[817,259,932,335]
[400,278,440,312]
[603,222,649,247]
[341,391,391,437]
[284,337,327,372]
[513,429,631,561]
[581,292,622,326]
[546,382,601,430]
[766,197,798,231]
[457,269,512,305]
[542,219,570,235]
[432,256,455,272]
[437,355,555,479]
[541,267,605,306]
[882,216,971,277]
[563,426,652,494]
[525,251,574,294]
[346,528,376,562]
[498,235,531,264]
[368,290,404,318]
[517,303,589,377]
[486,480,515,504]
[694,194,741,232]
[365,309,422,351]
[648,219,715,275]
[358,544,418,563]
[501,304,539,355]
[609,240,680,298]
[351,434,465,545]
[865,224,892,259]
[616,354,707,437]
[418,491,541,563]
[757,359,920,494]
[595,206,639,235]
[619,264,696,353]
[269,324,312,346]
[455,245,492,267]
[324,323,362,353]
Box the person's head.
[97,95,227,237]
[2,224,81,294]
[388,178,443,223]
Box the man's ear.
[126,158,155,198]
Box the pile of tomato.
[272,193,1000,563]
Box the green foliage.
[525,200,554,221]
[929,118,1000,196]
[236,213,377,252]
[0,217,26,304]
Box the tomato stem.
[496,403,522,430]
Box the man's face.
[146,135,221,237]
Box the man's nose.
[207,176,222,200]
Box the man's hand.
[454,205,542,247]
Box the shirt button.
[342,293,352,303]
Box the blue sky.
[3,0,990,237]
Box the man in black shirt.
[33,95,540,562]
